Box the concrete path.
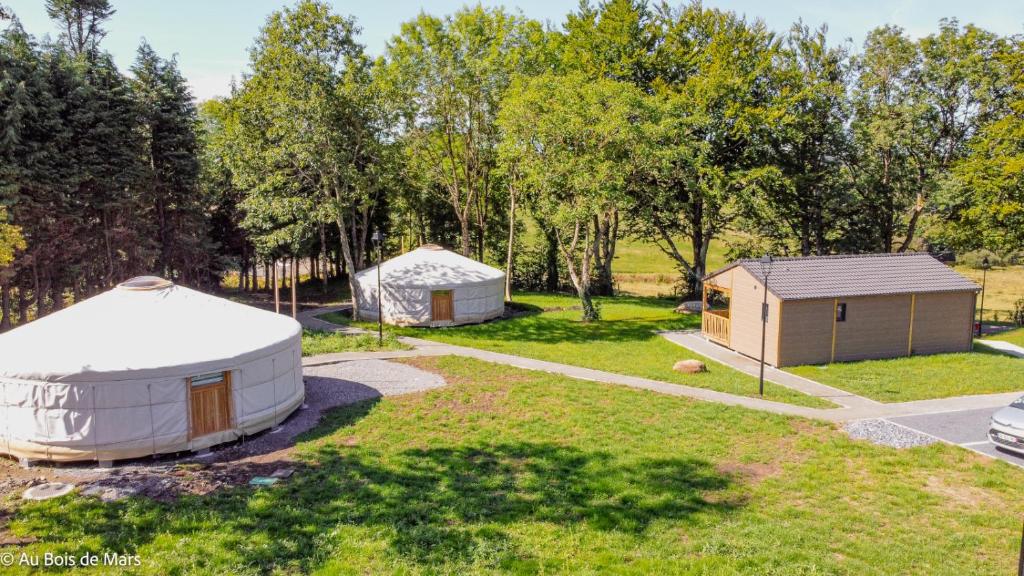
[976,339,1024,359]
[297,305,363,335]
[659,330,879,409]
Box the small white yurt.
[0,277,304,463]
[355,245,505,326]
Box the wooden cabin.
[700,253,980,367]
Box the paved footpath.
[297,306,1023,431]
[658,331,879,409]
[976,339,1024,359]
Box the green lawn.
[5,356,1022,574]
[301,328,408,356]
[357,293,833,408]
[787,344,1024,403]
[987,327,1024,347]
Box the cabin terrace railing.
[702,310,730,346]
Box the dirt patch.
[922,475,1001,509]
[716,461,781,484]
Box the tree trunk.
[543,226,559,292]
[320,222,329,293]
[273,260,280,314]
[0,283,11,331]
[504,189,516,302]
[556,221,598,322]
[291,256,298,320]
[459,217,472,258]
[18,282,29,325]
[50,279,63,311]
[332,196,361,320]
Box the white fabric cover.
[0,280,304,462]
[354,246,506,326]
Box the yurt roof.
[0,277,301,383]
[355,245,505,289]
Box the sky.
[6,0,1024,102]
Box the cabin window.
[836,303,847,322]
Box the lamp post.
[977,255,990,337]
[758,253,773,397]
[371,229,384,346]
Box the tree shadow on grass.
[10,434,742,573]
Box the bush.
[1013,298,1024,327]
[959,249,1003,269]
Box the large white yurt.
[355,245,506,326]
[0,277,304,463]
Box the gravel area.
[196,359,447,463]
[844,418,939,448]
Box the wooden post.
[830,298,838,363]
[273,260,280,314]
[907,294,916,356]
[290,257,298,319]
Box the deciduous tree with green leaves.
[499,72,646,320]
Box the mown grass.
[4,356,1023,574]
[366,292,833,408]
[787,344,1024,402]
[301,328,408,356]
[987,327,1024,347]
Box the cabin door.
[189,371,233,439]
[431,290,454,322]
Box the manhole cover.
[23,482,75,501]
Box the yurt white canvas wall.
[0,277,304,463]
[355,245,505,326]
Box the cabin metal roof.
[704,253,980,301]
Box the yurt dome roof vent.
[117,276,174,291]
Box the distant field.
[957,265,1024,323]
[613,236,733,297]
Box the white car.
[989,397,1024,455]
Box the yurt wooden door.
[188,372,232,439]
[431,290,454,322]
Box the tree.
[384,7,543,259]
[756,23,852,256]
[499,72,645,320]
[229,0,371,316]
[44,0,114,56]
[132,41,209,284]
[629,4,781,296]
[849,21,1002,252]
[943,37,1024,252]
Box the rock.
[673,359,707,374]
[674,301,703,314]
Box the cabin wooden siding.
[727,267,782,366]
[909,291,976,355]
[775,298,835,367]
[773,291,975,366]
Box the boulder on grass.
[674,301,703,314]
[673,359,707,374]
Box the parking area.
[889,407,1024,467]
